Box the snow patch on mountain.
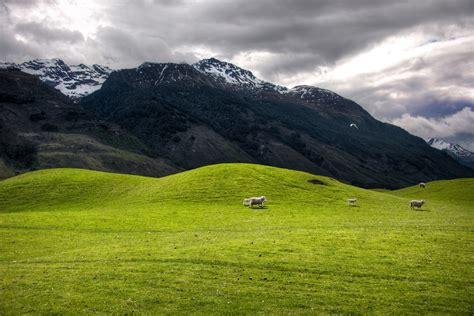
[286,85,340,103]
[194,58,263,88]
[193,58,287,92]
[426,137,451,151]
[0,59,113,99]
[426,138,472,158]
[426,137,474,169]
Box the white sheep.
[410,199,425,209]
[249,196,267,208]
[419,182,426,188]
[242,198,253,206]
[347,198,357,206]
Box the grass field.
[0,164,472,314]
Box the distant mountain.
[80,59,474,188]
[426,138,474,169]
[0,59,112,99]
[0,68,180,179]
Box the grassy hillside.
[0,164,472,314]
[390,178,474,204]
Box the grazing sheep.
[249,196,267,208]
[410,199,425,209]
[419,182,426,188]
[348,198,357,206]
[243,197,259,206]
[242,198,254,206]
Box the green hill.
[0,164,472,314]
[390,178,474,205]
[0,163,373,212]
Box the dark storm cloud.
[4,0,471,72]
[92,26,193,67]
[94,0,473,81]
[342,40,474,117]
[140,0,473,62]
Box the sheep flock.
[243,182,429,210]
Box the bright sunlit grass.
[0,164,472,314]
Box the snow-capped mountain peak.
[426,137,451,151]
[193,57,288,93]
[0,59,113,99]
[285,85,340,104]
[426,137,474,169]
[426,138,472,157]
[193,58,264,88]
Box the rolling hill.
[390,177,474,204]
[0,164,472,313]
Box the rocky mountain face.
[0,69,180,179]
[0,59,112,99]
[426,138,474,169]
[80,59,474,188]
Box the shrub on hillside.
[41,123,59,132]
[29,111,47,122]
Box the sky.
[1,0,473,150]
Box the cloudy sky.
[1,0,473,149]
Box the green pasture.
[0,164,472,314]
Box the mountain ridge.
[0,57,347,101]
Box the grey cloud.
[15,22,84,43]
[3,0,473,67]
[246,52,324,84]
[0,29,42,62]
[2,0,56,8]
[113,0,472,87]
[158,0,474,63]
[92,26,191,68]
[316,36,474,121]
[6,0,468,71]
[391,107,474,150]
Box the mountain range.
[1,58,472,188]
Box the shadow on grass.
[412,208,430,212]
[246,206,268,210]
[307,179,326,185]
